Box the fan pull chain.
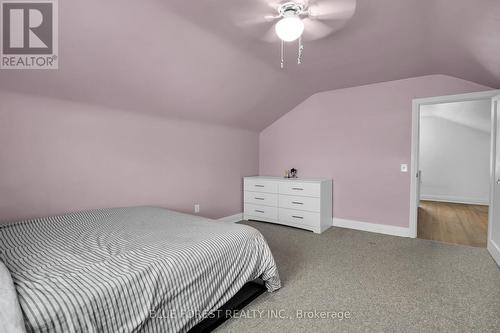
[279,37,304,68]
[298,37,304,64]
[280,39,284,69]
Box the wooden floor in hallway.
[418,200,488,247]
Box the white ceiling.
[421,100,492,133]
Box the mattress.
[0,207,281,333]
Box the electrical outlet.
[194,204,200,213]
[400,164,408,173]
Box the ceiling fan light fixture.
[275,15,304,42]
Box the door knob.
[497,179,500,185]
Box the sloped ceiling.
[0,0,499,131]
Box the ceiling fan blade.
[231,0,281,26]
[232,0,356,43]
[229,0,284,43]
[301,18,337,41]
[236,14,277,28]
[232,15,279,43]
[307,0,357,21]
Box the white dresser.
[243,176,333,234]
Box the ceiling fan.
[236,0,357,68]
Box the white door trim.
[409,90,500,238]
[488,95,500,265]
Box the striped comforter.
[0,207,281,333]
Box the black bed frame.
[188,279,267,332]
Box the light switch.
[400,164,408,173]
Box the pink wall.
[259,75,491,228]
[0,75,492,225]
[0,91,258,222]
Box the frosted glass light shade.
[275,16,304,42]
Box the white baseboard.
[487,240,500,266]
[420,195,489,205]
[332,218,411,238]
[218,213,243,223]
[225,214,411,238]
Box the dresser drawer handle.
[255,197,265,200]
[292,215,304,219]
[255,210,265,213]
[291,187,304,190]
[254,184,265,188]
[291,201,303,205]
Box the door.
[488,95,500,265]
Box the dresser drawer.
[244,191,278,207]
[279,195,320,212]
[278,208,320,227]
[245,204,278,220]
[244,179,278,194]
[279,182,320,197]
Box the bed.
[0,206,281,333]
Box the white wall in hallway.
[420,100,491,204]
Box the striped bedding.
[0,207,281,333]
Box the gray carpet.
[216,221,500,333]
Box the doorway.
[417,100,491,247]
[409,91,500,262]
